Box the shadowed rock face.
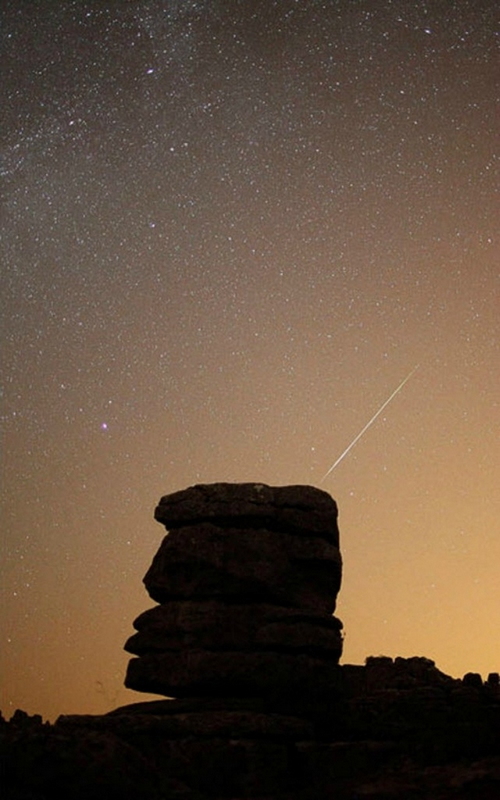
[125,483,343,701]
[154,482,340,544]
[125,601,343,656]
[143,524,342,610]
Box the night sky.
[1,0,498,722]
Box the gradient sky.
[1,0,498,722]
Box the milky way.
[1,0,499,720]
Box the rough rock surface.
[125,601,343,657]
[128,483,344,699]
[154,482,340,544]
[143,524,342,611]
[125,649,343,701]
[155,483,339,547]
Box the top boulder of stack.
[154,483,339,546]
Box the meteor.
[320,365,419,483]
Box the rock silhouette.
[2,483,499,799]
[125,483,343,704]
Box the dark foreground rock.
[2,661,500,800]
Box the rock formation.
[2,482,499,800]
[124,483,344,709]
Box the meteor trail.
[320,365,420,483]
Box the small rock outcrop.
[124,483,343,708]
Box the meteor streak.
[320,365,419,483]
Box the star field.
[1,0,499,720]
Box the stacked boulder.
[125,482,343,710]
